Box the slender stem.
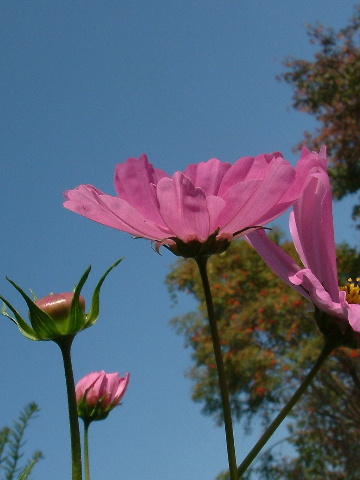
[237,341,334,478]
[195,256,238,480]
[56,336,83,480]
[83,420,91,480]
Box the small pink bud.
[76,370,130,422]
[35,293,85,321]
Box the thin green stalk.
[83,420,91,480]
[195,256,238,480]
[237,341,334,478]
[56,336,83,480]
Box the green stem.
[237,340,334,478]
[83,419,91,480]
[195,256,238,480]
[56,336,83,480]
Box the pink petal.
[290,168,339,300]
[115,372,130,401]
[216,179,261,231]
[218,155,269,196]
[265,147,327,213]
[287,146,328,197]
[290,269,350,322]
[221,158,296,233]
[246,229,305,296]
[246,153,319,225]
[96,194,170,239]
[183,158,231,195]
[76,371,101,401]
[103,372,130,408]
[64,185,169,239]
[206,195,227,234]
[64,185,128,230]
[348,304,360,332]
[100,373,118,407]
[86,371,107,406]
[114,155,170,224]
[156,173,210,242]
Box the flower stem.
[195,256,238,480]
[56,336,83,480]
[83,420,91,480]
[237,340,334,478]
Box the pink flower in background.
[64,151,322,257]
[76,370,130,421]
[247,147,359,345]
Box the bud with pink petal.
[35,292,85,321]
[1,259,122,341]
[76,371,130,422]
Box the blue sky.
[0,1,358,479]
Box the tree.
[278,7,360,224]
[166,234,360,478]
[252,348,360,480]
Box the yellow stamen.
[339,277,360,304]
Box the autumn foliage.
[279,7,360,223]
[166,234,360,478]
[167,9,360,478]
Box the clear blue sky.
[0,2,358,479]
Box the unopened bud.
[1,259,123,342]
[35,293,85,321]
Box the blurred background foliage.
[279,6,360,226]
[167,236,360,478]
[166,8,360,477]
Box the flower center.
[340,278,360,304]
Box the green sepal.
[85,258,124,328]
[77,390,114,422]
[315,306,359,350]
[68,265,91,334]
[4,278,60,340]
[1,297,40,341]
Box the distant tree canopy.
[166,9,360,478]
[278,7,360,223]
[166,234,360,478]
[251,347,360,480]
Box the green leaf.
[2,403,42,480]
[19,458,38,480]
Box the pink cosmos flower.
[247,147,359,344]
[76,370,130,421]
[64,152,322,257]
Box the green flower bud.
[1,259,123,341]
[35,293,86,321]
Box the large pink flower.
[64,152,323,257]
[247,147,359,342]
